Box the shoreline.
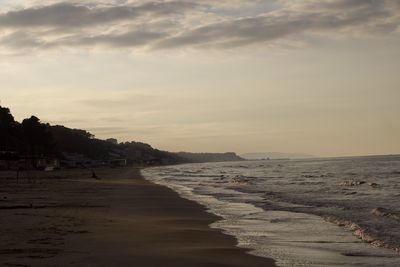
[0,167,276,266]
[143,160,400,266]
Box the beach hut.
[109,159,127,167]
[0,151,20,170]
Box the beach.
[0,167,276,267]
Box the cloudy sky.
[1,0,399,157]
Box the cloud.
[0,2,196,28]
[0,0,399,54]
[1,31,45,49]
[79,93,168,111]
[61,30,167,48]
[154,1,394,49]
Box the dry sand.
[0,167,276,266]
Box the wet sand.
[0,167,276,266]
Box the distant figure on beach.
[92,171,99,180]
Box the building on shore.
[0,151,60,171]
[109,158,127,167]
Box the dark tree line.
[1,105,237,166]
[50,125,118,160]
[0,105,182,164]
[0,106,242,164]
[0,106,55,157]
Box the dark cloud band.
[0,1,196,28]
[0,0,399,53]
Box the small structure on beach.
[109,159,127,167]
[0,151,60,171]
[61,152,104,168]
[0,151,20,170]
[35,158,60,171]
[145,158,163,165]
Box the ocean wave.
[372,207,400,222]
[323,214,400,252]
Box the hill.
[0,105,182,167]
[1,105,242,167]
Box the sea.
[142,155,400,266]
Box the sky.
[0,0,399,157]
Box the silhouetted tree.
[106,138,118,145]
[50,125,115,159]
[21,116,55,156]
[0,106,21,151]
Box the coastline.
[0,167,276,266]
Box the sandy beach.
[0,167,276,267]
